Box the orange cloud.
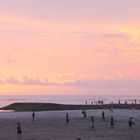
[0,11,140,95]
[120,27,140,43]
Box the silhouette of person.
[32,112,35,121]
[77,138,81,140]
[110,116,114,128]
[102,111,105,121]
[66,113,69,125]
[91,116,94,128]
[82,110,84,115]
[82,110,87,119]
[17,122,22,138]
[128,117,135,129]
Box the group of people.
[17,110,135,139]
[66,110,135,130]
[101,111,135,128]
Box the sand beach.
[0,108,140,140]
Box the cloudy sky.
[0,0,140,95]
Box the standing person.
[91,116,94,128]
[110,116,114,128]
[32,111,35,121]
[102,111,105,121]
[66,113,69,125]
[17,122,22,138]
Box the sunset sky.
[0,0,140,95]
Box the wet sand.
[0,109,140,140]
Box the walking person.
[82,110,87,119]
[110,116,114,128]
[102,111,105,121]
[128,117,135,129]
[17,122,22,138]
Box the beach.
[0,109,140,140]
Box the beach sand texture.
[0,109,140,140]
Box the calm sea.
[0,94,140,108]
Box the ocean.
[0,94,140,108]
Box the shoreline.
[0,102,139,112]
